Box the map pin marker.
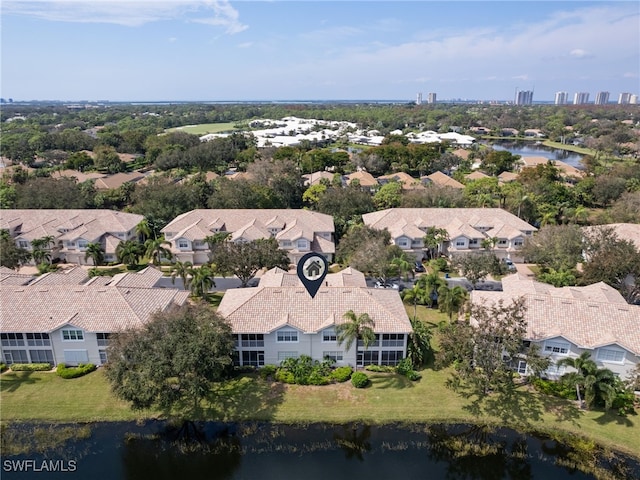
[297,252,328,299]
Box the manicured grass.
[2,365,638,458]
[166,122,241,135]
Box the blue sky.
[1,1,639,102]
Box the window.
[382,334,404,347]
[277,351,298,362]
[513,238,524,247]
[455,240,466,247]
[18,240,30,248]
[63,350,89,365]
[277,329,298,343]
[469,239,479,245]
[78,240,88,249]
[358,335,379,347]
[544,363,566,378]
[358,350,379,366]
[597,348,625,363]
[178,239,189,249]
[241,334,264,347]
[516,360,527,375]
[193,240,204,248]
[233,334,239,347]
[99,350,108,364]
[281,240,292,248]
[381,351,403,366]
[26,333,50,347]
[497,239,508,246]
[1,333,24,347]
[62,329,84,341]
[544,341,570,355]
[396,238,409,248]
[96,333,110,347]
[29,350,53,364]
[3,350,28,364]
[242,351,264,367]
[322,328,337,342]
[296,239,308,250]
[323,351,344,362]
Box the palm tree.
[31,236,55,265]
[407,317,433,368]
[170,260,193,289]
[415,270,447,307]
[437,285,469,321]
[144,237,173,266]
[84,242,105,266]
[336,310,376,370]
[116,240,143,269]
[401,284,429,320]
[390,255,414,281]
[136,219,154,243]
[558,352,617,410]
[188,264,216,301]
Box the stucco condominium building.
[0,266,188,367]
[161,209,335,265]
[471,274,640,381]
[0,209,143,265]
[217,267,412,368]
[362,208,537,262]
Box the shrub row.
[364,365,395,373]
[9,363,51,372]
[260,357,355,386]
[395,358,422,381]
[56,363,96,379]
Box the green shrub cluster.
[0,363,7,372]
[351,371,370,388]
[259,364,277,380]
[9,363,51,372]
[395,358,422,381]
[330,366,353,383]
[276,356,334,385]
[531,377,577,400]
[56,363,96,379]
[364,365,395,373]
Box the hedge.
[351,371,370,388]
[9,363,51,372]
[56,363,97,379]
[1,363,8,372]
[330,366,353,383]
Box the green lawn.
[2,364,638,458]
[165,122,242,135]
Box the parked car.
[502,258,517,272]
[374,281,400,290]
[414,261,425,273]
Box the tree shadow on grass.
[203,373,286,421]
[593,410,636,427]
[368,373,415,390]
[0,371,42,393]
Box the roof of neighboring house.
[0,210,144,241]
[345,170,378,187]
[452,149,471,160]
[93,172,146,190]
[582,223,640,249]
[302,171,335,186]
[363,208,536,239]
[471,274,640,355]
[498,171,519,183]
[0,267,189,334]
[52,170,106,183]
[377,172,424,190]
[217,267,411,335]
[422,171,465,189]
[465,171,490,181]
[0,266,34,286]
[518,156,584,178]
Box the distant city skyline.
[1,1,639,103]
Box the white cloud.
[237,41,253,48]
[569,49,593,59]
[2,0,248,33]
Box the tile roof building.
[421,171,465,189]
[161,209,335,265]
[0,267,189,367]
[217,267,412,368]
[0,209,144,265]
[362,208,537,262]
[471,274,640,380]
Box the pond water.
[486,141,585,169]
[2,421,639,480]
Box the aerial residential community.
[1,100,640,476]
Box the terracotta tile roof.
[465,171,490,180]
[377,172,424,190]
[422,171,465,189]
[28,266,89,286]
[0,282,189,334]
[518,156,583,178]
[258,267,367,288]
[471,274,640,354]
[345,170,378,187]
[93,172,146,190]
[0,267,34,286]
[303,171,334,186]
[583,223,640,249]
[107,266,164,288]
[217,280,411,335]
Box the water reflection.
[486,140,584,168]
[1,422,638,480]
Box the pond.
[484,140,585,169]
[2,421,639,480]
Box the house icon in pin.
[305,259,323,279]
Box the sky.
[1,0,639,102]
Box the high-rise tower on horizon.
[595,92,610,105]
[515,89,533,105]
[427,92,437,104]
[555,91,568,105]
[574,92,590,105]
[416,92,422,105]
